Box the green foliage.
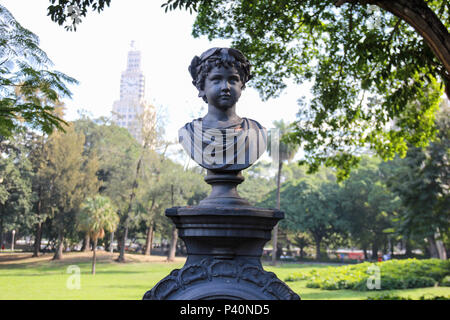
[261,167,343,259]
[43,124,99,215]
[47,0,111,31]
[286,259,450,291]
[73,118,141,214]
[240,161,276,205]
[77,195,119,240]
[0,130,34,233]
[367,293,450,300]
[36,123,101,258]
[0,4,77,137]
[267,120,299,163]
[339,156,399,256]
[384,104,450,241]
[441,275,450,287]
[137,157,209,240]
[73,116,209,245]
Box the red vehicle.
[336,250,365,261]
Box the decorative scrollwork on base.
[143,258,300,300]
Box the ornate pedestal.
[143,172,300,300]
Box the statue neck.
[203,105,241,127]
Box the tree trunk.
[436,239,447,260]
[144,222,153,255]
[427,236,439,258]
[371,242,379,261]
[117,148,145,262]
[272,161,283,266]
[389,238,394,256]
[405,238,413,257]
[53,229,64,260]
[144,198,157,256]
[150,226,154,254]
[117,224,128,263]
[315,240,321,261]
[82,234,90,252]
[363,247,368,260]
[167,226,178,262]
[434,230,447,260]
[0,218,4,249]
[32,195,43,257]
[92,237,98,275]
[109,232,114,254]
[32,222,43,257]
[314,234,322,260]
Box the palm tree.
[267,120,299,265]
[77,196,119,275]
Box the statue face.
[203,66,243,110]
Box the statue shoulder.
[241,117,266,132]
[179,118,202,134]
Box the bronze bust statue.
[179,48,267,171]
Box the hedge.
[285,259,450,291]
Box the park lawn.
[0,252,186,300]
[0,252,449,300]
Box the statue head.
[180,48,266,172]
[188,48,252,103]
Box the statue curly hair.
[188,47,252,103]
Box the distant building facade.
[112,41,154,143]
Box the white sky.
[3,0,310,151]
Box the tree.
[282,178,342,260]
[385,102,449,259]
[340,156,399,259]
[261,169,342,261]
[166,165,209,261]
[240,161,276,205]
[47,0,112,31]
[267,120,299,265]
[28,133,48,257]
[73,117,141,262]
[115,105,164,263]
[77,195,119,274]
[136,154,184,257]
[40,124,100,260]
[0,4,76,137]
[292,232,311,259]
[0,130,33,249]
[137,157,208,261]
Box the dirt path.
[0,251,186,265]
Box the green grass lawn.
[0,253,449,300]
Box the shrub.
[285,258,450,291]
[367,294,450,300]
[367,294,412,300]
[440,275,450,287]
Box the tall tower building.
[112,41,153,143]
